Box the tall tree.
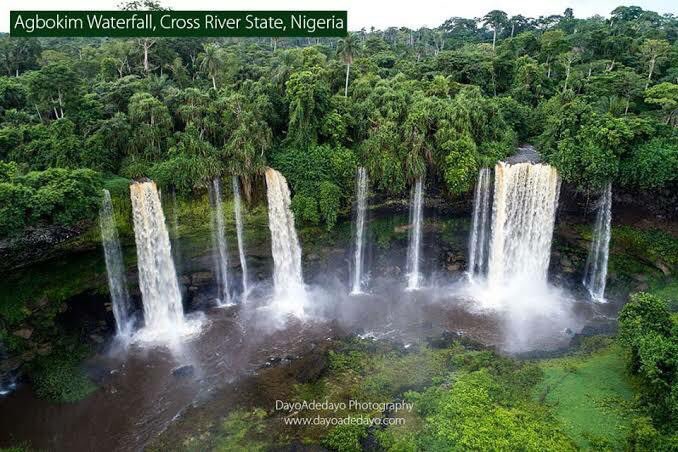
[337,33,359,97]
[483,10,508,50]
[639,39,670,89]
[198,43,224,90]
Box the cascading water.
[130,181,187,340]
[468,168,492,280]
[232,176,249,302]
[406,178,424,291]
[487,162,561,287]
[350,167,369,294]
[265,168,306,316]
[583,183,612,302]
[209,178,231,306]
[464,160,568,352]
[100,189,132,337]
[170,188,182,273]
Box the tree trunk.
[645,57,656,89]
[563,64,571,92]
[144,44,149,72]
[546,56,551,78]
[492,28,497,50]
[625,97,630,115]
[511,22,515,38]
[212,75,216,90]
[344,63,350,97]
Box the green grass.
[648,278,678,311]
[534,343,635,450]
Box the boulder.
[191,271,213,285]
[172,364,195,378]
[13,328,32,340]
[446,263,461,272]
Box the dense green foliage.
[0,161,102,235]
[159,332,671,451]
[618,292,677,431]
[0,5,675,234]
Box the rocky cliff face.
[0,223,91,272]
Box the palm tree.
[483,10,508,50]
[337,33,359,97]
[198,43,223,90]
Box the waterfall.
[406,178,424,291]
[265,168,306,316]
[233,176,249,302]
[583,183,612,302]
[208,178,231,306]
[468,168,492,279]
[100,189,132,337]
[130,181,186,338]
[170,188,182,273]
[350,167,369,294]
[487,162,561,286]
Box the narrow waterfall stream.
[232,176,249,302]
[351,167,369,294]
[129,181,187,340]
[209,178,231,306]
[100,189,132,337]
[406,178,424,290]
[169,188,182,273]
[265,168,306,316]
[468,168,492,280]
[583,183,612,302]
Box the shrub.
[273,144,356,230]
[0,165,103,237]
[420,370,576,450]
[291,193,319,225]
[620,138,678,190]
[20,168,103,226]
[322,422,368,452]
[318,181,341,230]
[618,292,677,428]
[442,134,478,194]
[0,182,32,236]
